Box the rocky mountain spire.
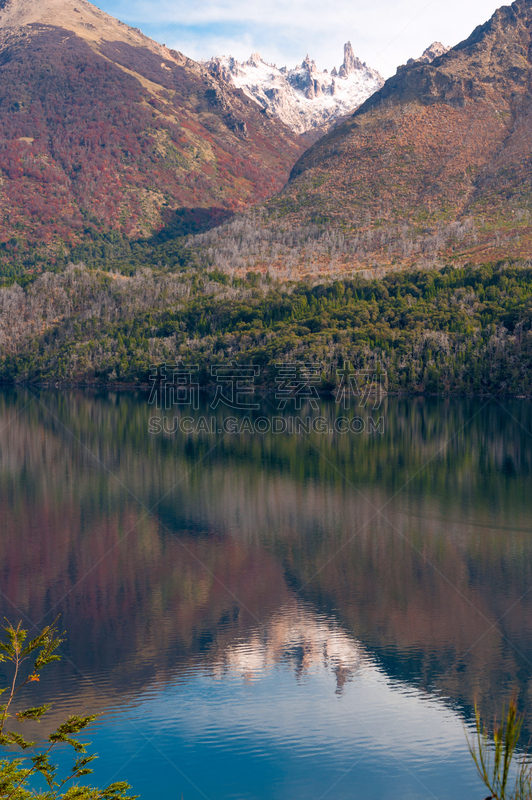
[339,41,364,77]
[275,0,532,270]
[204,44,384,134]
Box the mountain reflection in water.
[1,388,531,799]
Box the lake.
[1,387,532,799]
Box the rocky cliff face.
[204,43,384,135]
[0,0,307,261]
[407,41,450,66]
[202,0,532,275]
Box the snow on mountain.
[204,43,384,135]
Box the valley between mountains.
[0,0,532,395]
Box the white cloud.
[96,0,506,77]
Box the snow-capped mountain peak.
[204,43,384,135]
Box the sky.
[94,0,505,77]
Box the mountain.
[204,43,384,135]
[201,0,532,275]
[0,0,307,265]
[406,41,450,66]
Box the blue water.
[2,389,532,799]
[47,636,482,800]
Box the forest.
[0,27,302,260]
[1,236,532,395]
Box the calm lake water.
[1,387,532,799]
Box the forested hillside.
[1,0,532,397]
[1,256,532,396]
[0,0,306,264]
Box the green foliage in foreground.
[0,621,135,800]
[2,259,532,394]
[468,696,532,800]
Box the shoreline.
[0,380,530,400]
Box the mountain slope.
[0,0,307,265]
[407,41,450,65]
[204,43,384,135]
[201,0,532,275]
[286,0,532,265]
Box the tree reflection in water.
[0,387,531,742]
